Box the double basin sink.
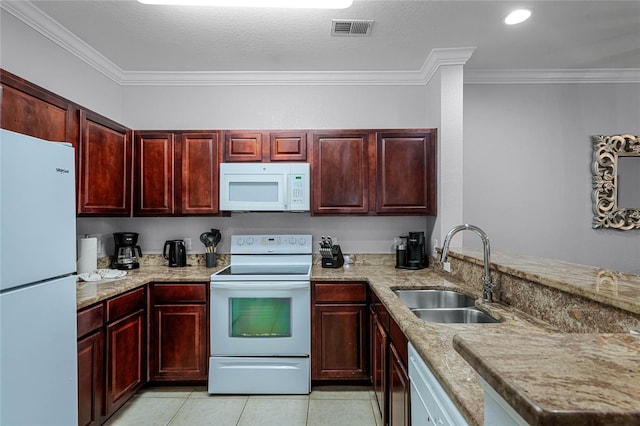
[394,289,499,324]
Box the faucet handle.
[482,280,495,303]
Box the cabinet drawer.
[314,282,367,303]
[77,303,104,338]
[106,287,146,322]
[152,283,207,304]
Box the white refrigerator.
[0,129,78,425]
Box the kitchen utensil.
[319,235,344,268]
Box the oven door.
[210,281,310,356]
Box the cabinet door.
[77,330,104,426]
[389,343,411,426]
[376,131,437,215]
[270,131,307,161]
[78,110,132,215]
[372,313,388,424]
[105,310,146,416]
[150,304,208,381]
[312,131,371,214]
[181,132,220,214]
[134,132,175,216]
[224,131,264,162]
[312,304,368,380]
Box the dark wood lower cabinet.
[312,304,368,380]
[77,288,147,425]
[77,303,105,426]
[77,329,104,426]
[372,313,388,423]
[149,282,209,382]
[389,343,410,426]
[370,287,411,426]
[311,281,369,382]
[105,309,146,416]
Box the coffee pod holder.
[321,244,345,269]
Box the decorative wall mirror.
[592,134,640,230]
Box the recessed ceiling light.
[138,0,353,8]
[504,9,532,25]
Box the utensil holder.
[206,252,217,268]
[321,245,344,269]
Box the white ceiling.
[7,0,640,84]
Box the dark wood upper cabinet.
[181,132,221,215]
[224,130,308,162]
[134,131,221,216]
[312,131,371,215]
[78,110,132,216]
[376,130,437,215]
[0,70,78,145]
[270,131,307,161]
[134,132,176,216]
[224,131,264,162]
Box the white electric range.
[208,234,312,394]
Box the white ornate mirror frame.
[592,134,640,230]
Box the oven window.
[230,297,292,337]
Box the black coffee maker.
[396,231,428,270]
[112,232,143,270]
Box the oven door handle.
[210,282,309,291]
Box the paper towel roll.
[77,237,98,274]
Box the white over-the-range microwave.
[219,162,310,212]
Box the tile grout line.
[165,395,190,426]
[235,395,250,426]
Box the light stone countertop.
[453,332,640,426]
[76,253,640,426]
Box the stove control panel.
[231,234,312,255]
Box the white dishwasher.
[408,343,468,426]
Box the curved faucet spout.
[440,224,495,303]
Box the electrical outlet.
[96,235,102,254]
[184,238,192,250]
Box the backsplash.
[98,253,396,269]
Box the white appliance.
[0,129,78,425]
[409,343,468,426]
[219,162,310,212]
[209,234,312,394]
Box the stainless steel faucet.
[440,224,495,303]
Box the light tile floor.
[104,385,382,426]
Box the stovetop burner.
[216,264,311,276]
[210,234,313,282]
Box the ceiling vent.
[331,19,374,36]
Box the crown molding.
[119,47,476,86]
[119,70,428,86]
[4,1,638,86]
[465,68,640,84]
[2,0,123,83]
